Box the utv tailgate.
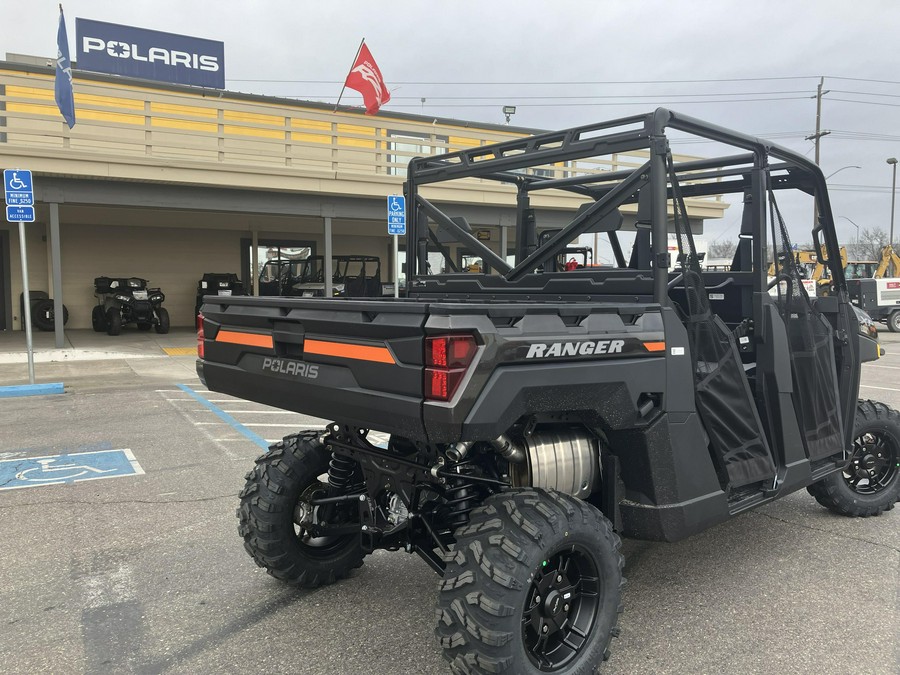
[198,297,428,438]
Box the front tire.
[106,307,122,336]
[155,307,170,334]
[237,431,365,588]
[888,311,900,333]
[808,400,900,516]
[436,489,624,674]
[91,305,107,332]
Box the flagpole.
[334,37,365,112]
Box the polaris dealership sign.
[75,19,224,89]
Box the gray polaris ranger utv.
[197,109,898,674]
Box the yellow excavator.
[874,244,900,278]
[767,246,846,294]
[768,244,897,294]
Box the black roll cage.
[402,108,845,303]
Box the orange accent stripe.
[216,330,274,349]
[643,341,666,352]
[304,339,395,364]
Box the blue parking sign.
[387,195,406,235]
[6,206,35,222]
[4,169,34,206]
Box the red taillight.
[426,335,477,368]
[425,335,476,401]
[197,313,205,359]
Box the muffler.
[508,427,599,499]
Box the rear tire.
[888,311,900,333]
[435,489,625,674]
[155,307,170,334]
[237,431,365,588]
[91,305,107,332]
[106,307,122,336]
[807,400,900,516]
[31,299,68,331]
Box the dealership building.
[0,24,726,335]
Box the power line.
[830,89,900,99]
[335,96,814,108]
[828,97,900,108]
[227,75,822,85]
[300,89,816,101]
[828,184,895,193]
[826,75,900,86]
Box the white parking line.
[219,410,305,414]
[242,423,306,427]
[859,384,900,393]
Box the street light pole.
[825,165,861,180]
[838,215,861,256]
[888,158,898,251]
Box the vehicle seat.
[344,275,367,297]
[365,278,384,297]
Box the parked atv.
[93,277,169,336]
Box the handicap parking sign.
[387,195,406,235]
[0,448,144,490]
[4,169,34,206]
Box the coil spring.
[328,452,357,492]
[445,462,478,528]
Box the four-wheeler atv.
[93,276,169,336]
[197,109,899,674]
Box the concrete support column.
[500,225,509,266]
[251,229,259,296]
[49,203,64,348]
[324,217,333,297]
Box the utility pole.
[889,157,898,276]
[806,77,831,226]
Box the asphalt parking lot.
[0,330,898,674]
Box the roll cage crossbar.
[402,108,845,302]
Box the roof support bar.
[506,162,650,282]
[415,195,512,274]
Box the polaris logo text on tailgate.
[526,340,625,359]
[261,357,319,379]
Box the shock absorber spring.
[445,462,479,528]
[328,452,358,493]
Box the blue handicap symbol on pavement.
[0,449,144,490]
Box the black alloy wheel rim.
[845,430,899,495]
[522,545,601,671]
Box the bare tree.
[707,239,736,259]
[855,227,889,262]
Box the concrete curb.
[0,349,159,364]
[0,382,65,397]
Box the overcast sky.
[6,0,900,253]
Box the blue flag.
[54,7,76,128]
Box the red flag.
[343,42,391,115]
